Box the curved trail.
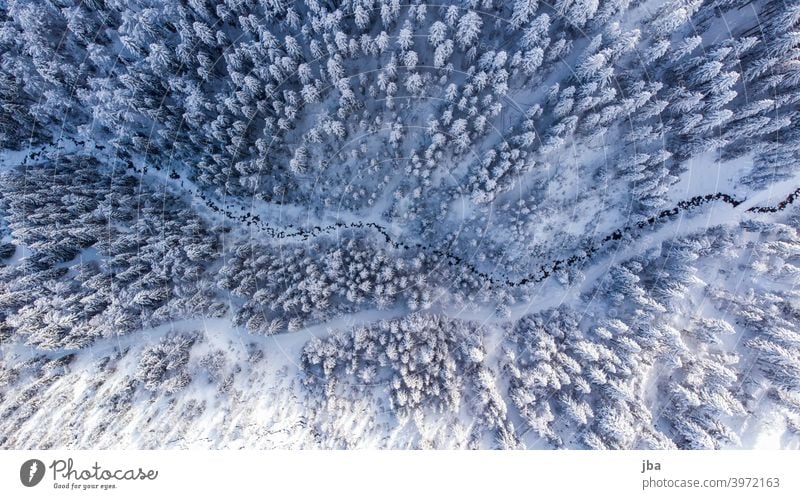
[198,187,798,290]
[10,143,797,290]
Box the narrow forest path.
[4,142,798,292]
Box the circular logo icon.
[20,459,45,487]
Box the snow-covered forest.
[1,0,800,449]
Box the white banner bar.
[1,451,798,498]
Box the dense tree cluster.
[1,1,795,217]
[498,222,786,449]
[0,157,223,349]
[302,313,518,448]
[220,236,435,334]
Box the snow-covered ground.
[2,0,800,450]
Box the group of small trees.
[135,332,197,394]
